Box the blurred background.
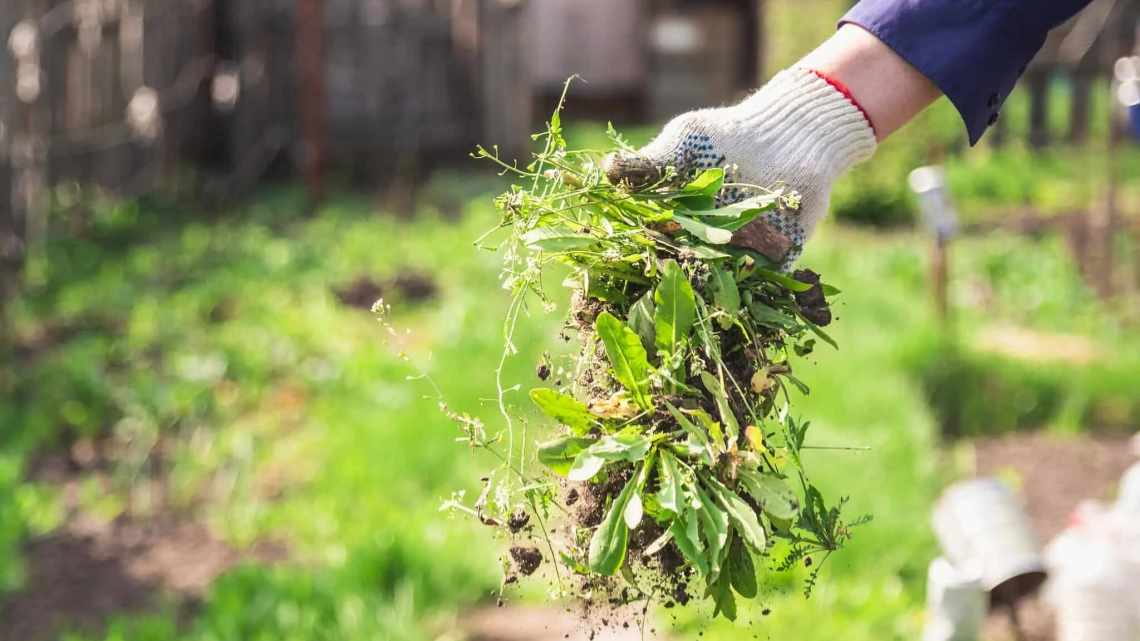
[1,1,1139,640]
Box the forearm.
[799,24,941,142]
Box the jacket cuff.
[840,0,1042,146]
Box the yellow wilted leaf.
[750,369,771,394]
[588,393,639,419]
[744,425,765,452]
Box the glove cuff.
[725,66,877,181]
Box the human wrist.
[802,24,941,141]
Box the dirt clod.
[791,269,831,326]
[509,546,543,576]
[507,509,531,533]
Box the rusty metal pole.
[295,0,326,206]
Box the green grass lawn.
[1,170,1135,640]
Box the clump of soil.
[507,509,531,533]
[791,269,831,326]
[509,546,543,576]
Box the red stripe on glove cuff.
[809,69,877,138]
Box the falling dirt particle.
[507,509,531,533]
[509,546,542,576]
[803,556,813,567]
[536,363,551,381]
[791,269,831,326]
[565,488,579,506]
[761,608,771,616]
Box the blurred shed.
[527,0,764,121]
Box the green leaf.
[678,241,732,260]
[709,268,740,329]
[674,214,733,244]
[699,371,739,444]
[588,473,639,575]
[627,290,656,355]
[530,388,595,435]
[694,481,729,579]
[689,407,726,456]
[807,322,839,350]
[521,228,597,251]
[589,430,652,462]
[683,168,725,196]
[748,301,798,330]
[821,283,841,296]
[674,168,725,210]
[727,535,758,598]
[656,450,684,515]
[706,476,767,554]
[686,195,778,232]
[738,469,800,522]
[654,260,697,356]
[665,403,715,463]
[568,451,605,481]
[594,312,653,410]
[560,551,591,576]
[566,430,652,482]
[669,508,709,577]
[756,267,813,292]
[537,436,595,476]
[623,491,644,529]
[709,571,738,621]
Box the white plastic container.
[932,478,1046,603]
[922,557,986,641]
[1044,508,1139,641]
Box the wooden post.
[1026,68,1051,149]
[932,236,950,325]
[296,0,327,206]
[1069,64,1095,144]
[478,0,530,163]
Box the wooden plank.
[479,0,530,162]
[296,0,327,204]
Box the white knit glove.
[604,67,877,268]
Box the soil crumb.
[509,546,543,576]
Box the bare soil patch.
[973,432,1135,542]
[461,605,669,641]
[333,271,438,309]
[1,444,287,641]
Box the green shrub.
[905,337,1140,438]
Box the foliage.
[906,337,1140,438]
[447,83,865,618]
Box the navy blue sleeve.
[841,0,1094,145]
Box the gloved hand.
[603,67,877,269]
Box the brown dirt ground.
[973,431,1137,641]
[461,605,669,641]
[0,445,286,641]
